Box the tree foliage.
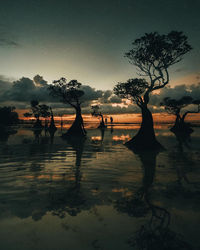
[0,106,19,126]
[125,31,192,94]
[48,78,84,109]
[114,78,149,107]
[91,105,102,117]
[160,96,193,115]
[160,96,200,124]
[24,100,50,119]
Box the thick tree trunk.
[63,106,86,138]
[125,106,163,151]
[171,112,193,134]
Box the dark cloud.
[0,76,12,93]
[0,76,55,104]
[0,38,19,47]
[0,76,106,109]
[80,85,103,104]
[109,95,122,104]
[33,75,47,86]
[150,83,200,107]
[1,74,200,114]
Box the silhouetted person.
[105,118,107,124]
[110,116,113,124]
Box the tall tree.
[114,31,192,151]
[48,78,86,137]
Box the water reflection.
[0,127,199,249]
[120,149,194,249]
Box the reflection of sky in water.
[0,126,200,249]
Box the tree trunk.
[63,106,86,138]
[98,114,106,128]
[125,106,163,151]
[171,112,193,135]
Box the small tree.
[23,112,32,118]
[48,78,86,137]
[114,31,192,150]
[48,107,57,133]
[161,96,200,133]
[0,106,19,126]
[24,100,50,129]
[91,105,106,129]
[30,100,50,121]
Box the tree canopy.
[113,78,148,107]
[27,100,50,119]
[160,96,193,115]
[0,106,19,126]
[125,31,192,94]
[48,78,84,109]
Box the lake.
[0,125,200,250]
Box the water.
[0,126,200,250]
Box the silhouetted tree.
[91,105,106,129]
[23,112,32,118]
[161,96,200,134]
[30,100,50,121]
[0,106,18,141]
[48,78,86,137]
[114,31,192,151]
[48,106,57,136]
[24,100,51,129]
[58,113,64,131]
[0,106,19,126]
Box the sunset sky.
[0,0,200,90]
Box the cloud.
[0,76,55,104]
[149,83,200,107]
[0,38,19,47]
[0,76,12,93]
[1,75,200,114]
[0,75,106,109]
[33,75,47,86]
[80,85,103,104]
[109,95,122,103]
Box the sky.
[0,0,200,90]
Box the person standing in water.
[110,116,113,124]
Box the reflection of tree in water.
[50,137,87,218]
[115,150,158,217]
[33,128,43,143]
[115,149,194,249]
[172,132,193,185]
[173,130,192,152]
[163,132,199,202]
[0,127,17,143]
[0,132,100,221]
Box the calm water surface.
[0,125,200,250]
